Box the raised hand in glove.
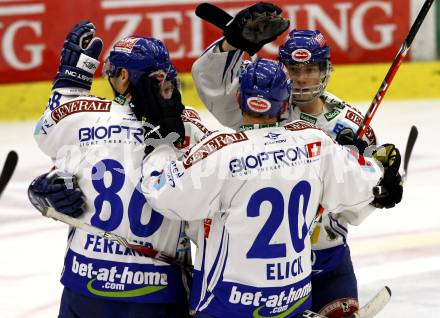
[28,170,85,218]
[371,144,403,209]
[53,21,103,90]
[224,2,290,55]
[336,127,368,155]
[130,74,185,155]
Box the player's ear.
[120,68,130,85]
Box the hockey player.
[28,21,209,318]
[140,58,403,318]
[278,29,378,316]
[192,7,382,314]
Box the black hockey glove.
[130,74,185,156]
[371,144,403,209]
[28,170,85,218]
[224,2,290,56]
[53,21,103,91]
[336,127,368,155]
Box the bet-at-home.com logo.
[229,282,311,318]
[72,256,167,297]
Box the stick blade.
[352,286,392,318]
[195,3,233,30]
[403,125,418,173]
[0,150,18,197]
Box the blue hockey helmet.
[278,29,332,102]
[279,29,330,66]
[239,58,291,117]
[103,36,177,85]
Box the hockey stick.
[300,286,392,318]
[356,0,434,139]
[0,151,18,198]
[350,286,392,318]
[402,125,418,181]
[196,3,233,30]
[43,207,193,272]
[373,125,418,197]
[315,0,434,229]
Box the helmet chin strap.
[108,78,132,100]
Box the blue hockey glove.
[28,170,85,218]
[53,21,103,91]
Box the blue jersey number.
[91,159,164,237]
[246,181,311,259]
[47,92,61,110]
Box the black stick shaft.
[0,151,18,197]
[403,125,418,179]
[195,3,233,30]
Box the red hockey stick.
[310,0,434,233]
[356,0,434,138]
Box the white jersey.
[192,40,378,274]
[34,87,208,303]
[141,121,382,317]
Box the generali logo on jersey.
[182,116,210,135]
[183,132,248,169]
[284,120,317,131]
[182,108,201,120]
[51,99,112,123]
[345,110,376,143]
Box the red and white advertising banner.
[0,0,410,84]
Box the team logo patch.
[319,298,359,316]
[324,108,341,121]
[291,49,312,62]
[77,54,99,74]
[345,110,376,143]
[51,100,112,123]
[182,109,201,120]
[299,113,317,125]
[264,132,281,140]
[345,109,363,126]
[247,97,272,113]
[314,33,326,47]
[183,132,248,169]
[307,141,321,158]
[114,37,140,53]
[182,116,210,135]
[284,120,316,131]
